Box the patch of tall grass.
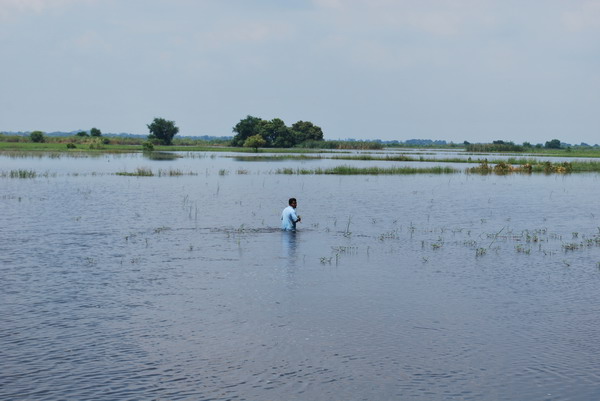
[6,169,37,178]
[466,160,600,174]
[157,168,186,176]
[566,161,600,172]
[0,169,57,178]
[114,168,199,176]
[116,167,154,176]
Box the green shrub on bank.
[30,131,45,143]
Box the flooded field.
[2,151,600,400]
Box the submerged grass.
[275,165,459,175]
[1,169,57,178]
[156,168,196,176]
[115,167,199,177]
[4,169,37,178]
[228,153,581,168]
[143,151,182,160]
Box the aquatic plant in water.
[7,169,37,178]
[116,167,154,176]
[275,165,459,175]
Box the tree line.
[464,139,573,152]
[143,115,324,149]
[231,116,324,148]
[29,128,103,143]
[12,119,584,152]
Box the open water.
[2,151,600,400]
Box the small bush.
[88,138,105,149]
[30,131,45,143]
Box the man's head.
[288,198,297,207]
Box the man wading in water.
[281,198,301,231]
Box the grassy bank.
[0,140,343,155]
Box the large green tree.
[291,120,324,143]
[259,118,294,147]
[147,117,179,145]
[231,115,262,147]
[90,127,102,137]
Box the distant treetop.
[147,117,179,145]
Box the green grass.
[518,148,600,158]
[0,140,347,155]
[564,161,600,172]
[0,142,139,153]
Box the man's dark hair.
[288,198,297,205]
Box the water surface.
[2,153,600,400]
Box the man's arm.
[291,210,301,223]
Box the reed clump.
[157,168,186,176]
[534,161,573,174]
[468,160,574,174]
[6,169,37,178]
[116,167,154,176]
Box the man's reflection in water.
[281,230,297,261]
[281,230,299,287]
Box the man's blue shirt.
[281,205,299,231]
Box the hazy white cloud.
[200,20,294,48]
[72,30,112,53]
[312,0,343,9]
[562,0,600,31]
[0,0,91,18]
[312,0,500,36]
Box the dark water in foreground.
[2,154,600,400]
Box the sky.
[0,0,599,144]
